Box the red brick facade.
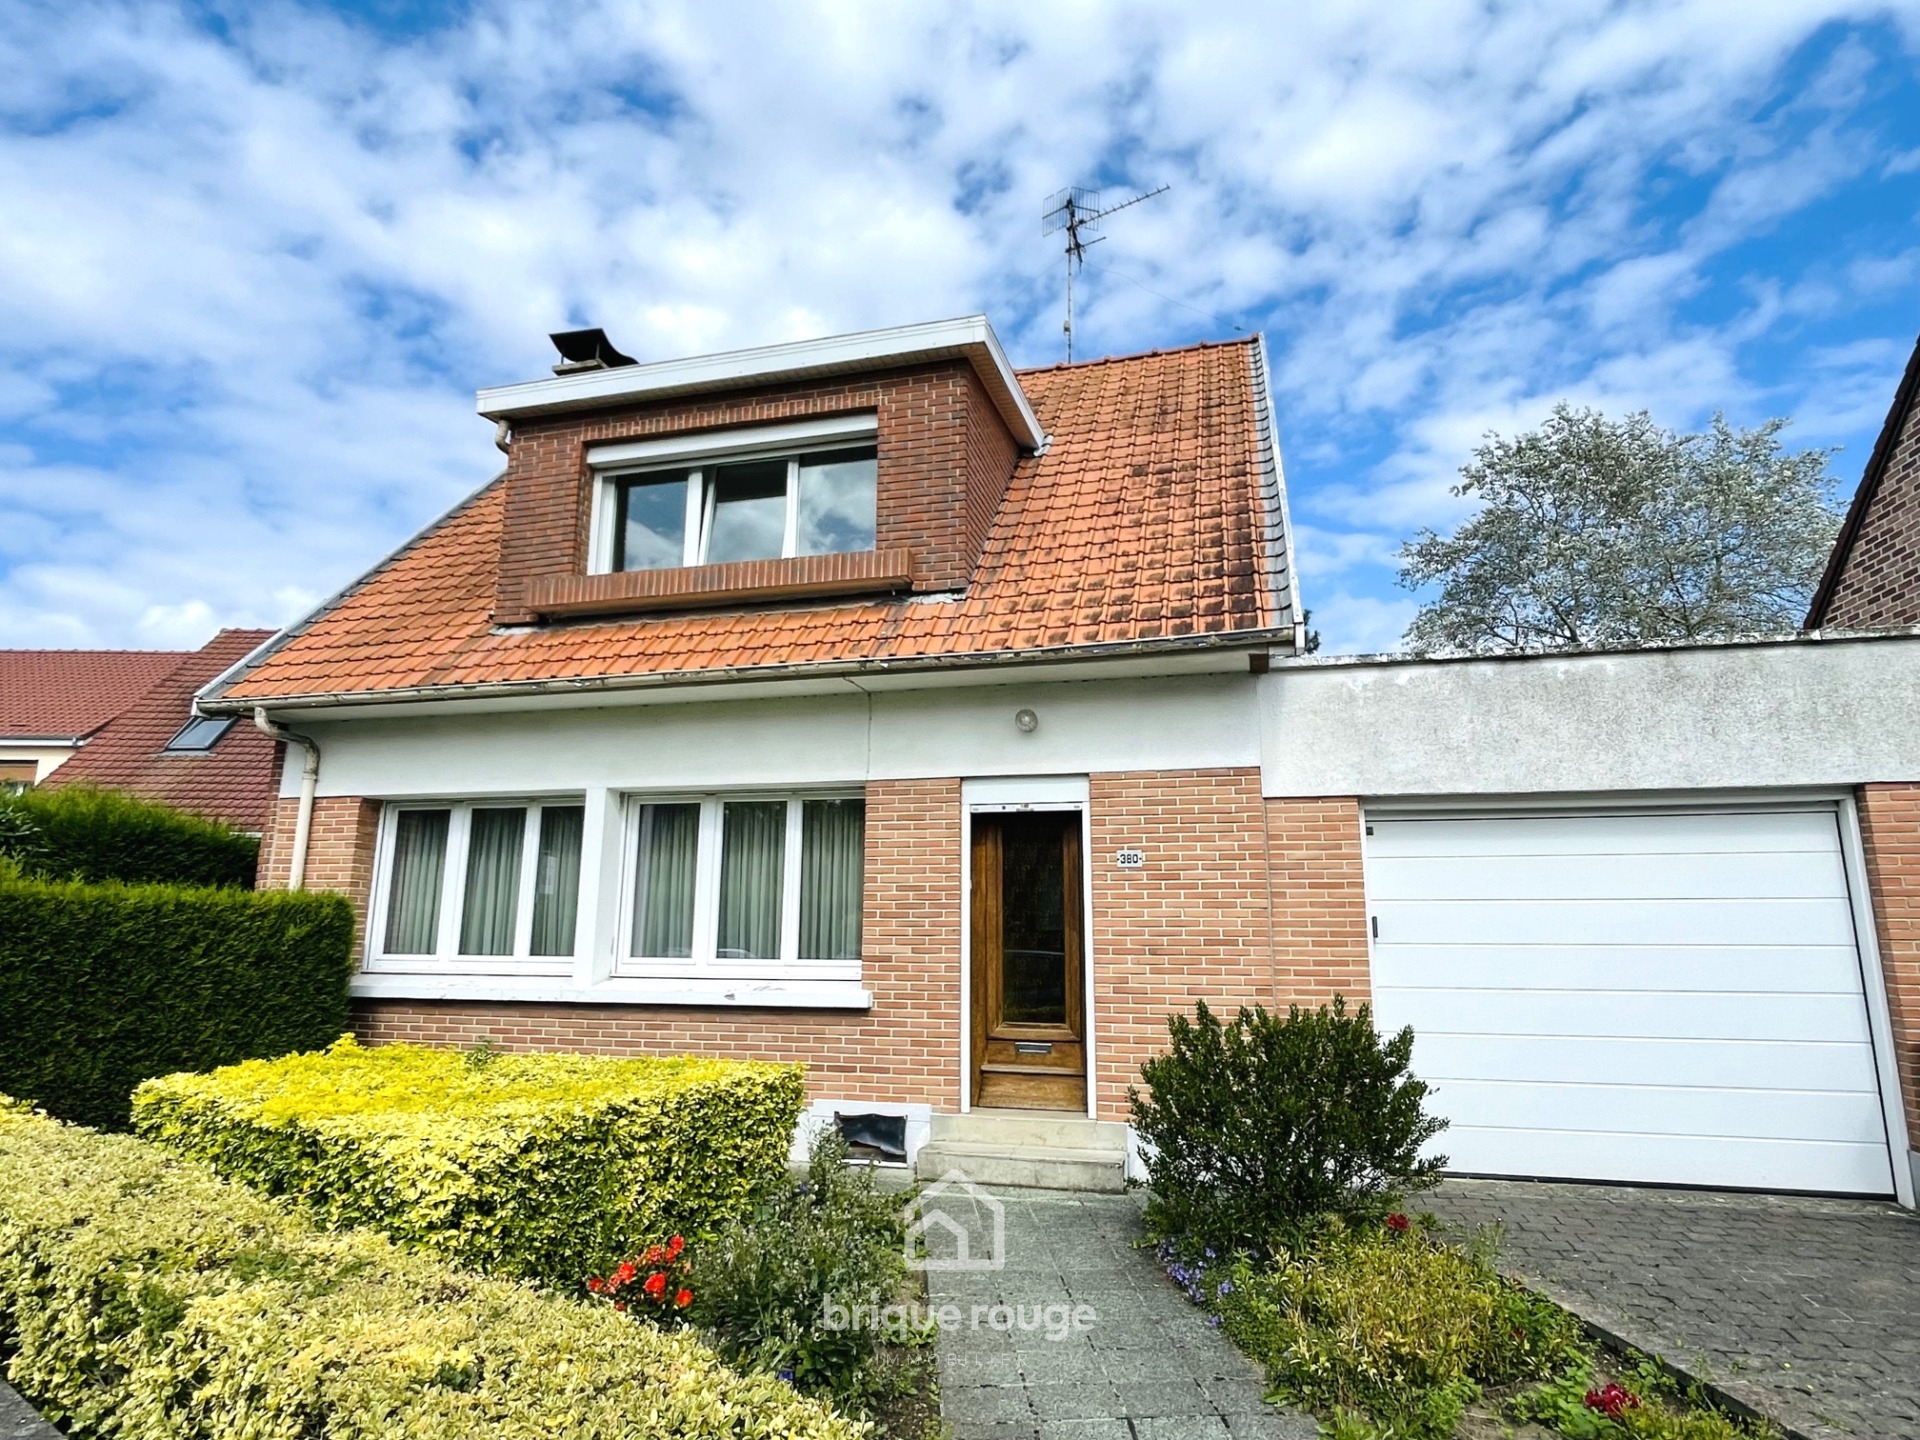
[258,771,1382,1118]
[493,362,1019,624]
[1858,783,1920,1145]
[1087,769,1280,1119]
[353,779,967,1107]
[1809,337,1920,630]
[259,794,382,954]
[1265,796,1374,1008]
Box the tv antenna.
[1042,183,1168,361]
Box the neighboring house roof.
[1805,329,1920,630]
[210,338,1296,707]
[40,629,281,831]
[0,648,191,740]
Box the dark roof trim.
[198,624,1296,716]
[1247,334,1300,640]
[1806,330,1920,628]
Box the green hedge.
[134,1039,808,1285]
[0,1102,860,1440]
[0,784,259,887]
[0,878,354,1129]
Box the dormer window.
[589,416,878,574]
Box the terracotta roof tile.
[38,630,281,831]
[219,340,1291,702]
[0,649,192,738]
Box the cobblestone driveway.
[1427,1179,1920,1440]
[919,1184,1315,1440]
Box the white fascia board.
[477,314,1045,450]
[587,412,877,469]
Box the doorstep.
[914,1109,1128,1193]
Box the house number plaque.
[1115,848,1146,869]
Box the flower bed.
[131,1037,805,1284]
[1162,1215,1772,1440]
[0,1100,860,1440]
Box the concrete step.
[914,1140,1128,1193]
[932,1108,1128,1153]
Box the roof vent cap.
[549,328,638,375]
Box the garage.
[1364,807,1897,1196]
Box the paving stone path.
[1427,1178,1920,1440]
[918,1183,1315,1440]
[0,1380,58,1440]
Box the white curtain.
[384,809,448,954]
[633,802,699,958]
[800,798,864,960]
[717,801,785,959]
[530,805,584,957]
[459,807,525,955]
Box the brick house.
[37,629,281,831]
[3,630,279,831]
[202,317,1920,1204]
[0,648,189,789]
[1806,330,1920,631]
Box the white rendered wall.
[0,743,81,783]
[1258,636,1920,798]
[284,673,1261,799]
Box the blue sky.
[1,1,1917,655]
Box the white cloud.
[0,0,1916,653]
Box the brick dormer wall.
[493,360,1022,626]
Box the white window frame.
[587,414,878,575]
[365,796,586,976]
[615,790,865,982]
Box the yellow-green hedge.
[0,1101,859,1440]
[131,1038,806,1285]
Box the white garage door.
[1365,808,1895,1196]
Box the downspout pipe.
[253,708,320,891]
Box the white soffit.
[478,314,1045,449]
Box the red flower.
[643,1271,668,1298]
[675,1288,693,1307]
[1584,1384,1640,1419]
[612,1260,637,1285]
[1385,1213,1411,1232]
[643,1245,667,1265]
[668,1235,684,1257]
[586,1276,605,1294]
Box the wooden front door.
[970,811,1086,1112]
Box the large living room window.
[588,416,879,573]
[370,798,584,971]
[621,792,864,979]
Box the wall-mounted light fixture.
[1014,708,1039,734]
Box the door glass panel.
[794,447,877,555]
[459,807,526,955]
[999,813,1069,1025]
[705,459,788,563]
[616,472,690,570]
[632,802,700,958]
